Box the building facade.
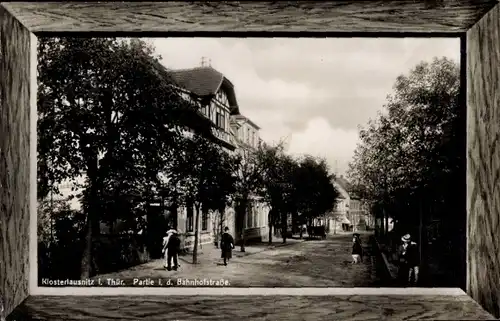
[348,198,370,231]
[166,64,270,249]
[325,176,351,234]
[324,175,374,233]
[229,114,270,243]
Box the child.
[352,234,363,264]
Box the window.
[210,102,216,123]
[246,128,251,144]
[202,210,208,231]
[186,200,194,232]
[216,112,225,130]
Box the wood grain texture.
[0,5,31,319]
[7,295,496,320]
[1,1,498,34]
[467,3,500,319]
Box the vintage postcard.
[36,36,462,289]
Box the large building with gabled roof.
[163,62,270,249]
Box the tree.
[201,150,237,249]
[347,57,461,283]
[277,153,300,243]
[255,141,302,244]
[37,198,72,244]
[37,37,214,278]
[293,155,339,231]
[169,135,235,264]
[254,142,286,244]
[231,146,265,251]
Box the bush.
[92,234,149,275]
[38,207,149,280]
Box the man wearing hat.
[162,228,181,271]
[397,233,420,286]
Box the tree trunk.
[212,212,219,248]
[418,196,424,283]
[80,155,99,279]
[238,200,247,252]
[281,212,287,244]
[172,204,178,230]
[80,210,93,279]
[268,209,273,245]
[380,207,385,238]
[299,216,303,239]
[220,206,224,246]
[213,211,219,248]
[291,212,298,235]
[193,204,201,264]
[215,207,225,249]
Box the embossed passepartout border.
[1,1,500,319]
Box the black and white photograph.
[36,36,466,289]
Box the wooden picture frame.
[1,1,499,320]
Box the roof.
[167,66,240,115]
[169,66,224,96]
[335,175,352,193]
[232,114,261,130]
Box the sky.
[149,37,460,176]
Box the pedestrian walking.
[352,234,363,264]
[397,233,420,286]
[163,229,181,271]
[220,227,234,266]
[300,223,307,239]
[162,230,171,268]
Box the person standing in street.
[162,230,171,268]
[166,230,181,271]
[220,227,234,266]
[162,229,180,271]
[397,233,420,286]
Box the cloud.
[287,117,359,175]
[148,37,459,176]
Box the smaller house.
[325,175,351,234]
